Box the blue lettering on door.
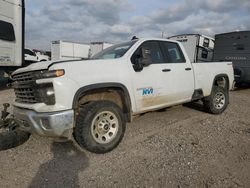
[142,88,154,95]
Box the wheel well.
[75,87,131,122]
[213,75,229,90]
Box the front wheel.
[203,86,229,114]
[74,101,126,154]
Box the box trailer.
[168,34,214,63]
[51,40,90,61]
[90,42,113,57]
[0,0,25,72]
[213,31,250,85]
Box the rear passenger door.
[159,41,194,102]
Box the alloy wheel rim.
[213,92,226,110]
[91,111,119,144]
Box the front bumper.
[13,107,74,138]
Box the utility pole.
[161,31,164,38]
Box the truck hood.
[12,58,126,75]
[12,59,84,75]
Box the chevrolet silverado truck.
[11,38,234,153]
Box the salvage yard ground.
[0,87,250,187]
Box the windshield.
[91,40,137,60]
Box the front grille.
[12,71,40,104]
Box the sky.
[25,0,250,50]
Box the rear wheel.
[74,101,126,154]
[203,86,229,114]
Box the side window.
[131,41,164,64]
[162,42,186,63]
[203,38,209,48]
[201,49,208,59]
[0,20,15,41]
[25,49,35,56]
[233,43,245,50]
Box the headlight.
[35,69,65,79]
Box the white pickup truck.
[24,48,50,63]
[12,38,234,153]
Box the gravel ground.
[0,87,249,188]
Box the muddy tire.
[203,86,229,114]
[74,101,126,154]
[0,129,30,151]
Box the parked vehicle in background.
[24,48,50,64]
[33,49,50,61]
[12,38,234,154]
[24,48,37,63]
[0,0,25,74]
[168,34,214,63]
[90,42,113,57]
[213,31,250,86]
[51,40,91,61]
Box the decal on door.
[137,87,154,96]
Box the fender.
[210,74,229,94]
[72,83,132,121]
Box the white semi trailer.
[51,40,113,61]
[90,42,113,57]
[0,0,24,84]
[0,0,25,72]
[51,40,91,61]
[168,34,214,63]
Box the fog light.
[37,83,56,105]
[41,118,51,130]
[46,89,54,97]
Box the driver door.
[130,41,176,112]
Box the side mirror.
[132,48,152,72]
[133,56,144,72]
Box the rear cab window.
[161,42,186,63]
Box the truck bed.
[192,62,234,96]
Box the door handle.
[185,68,192,71]
[162,69,171,72]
